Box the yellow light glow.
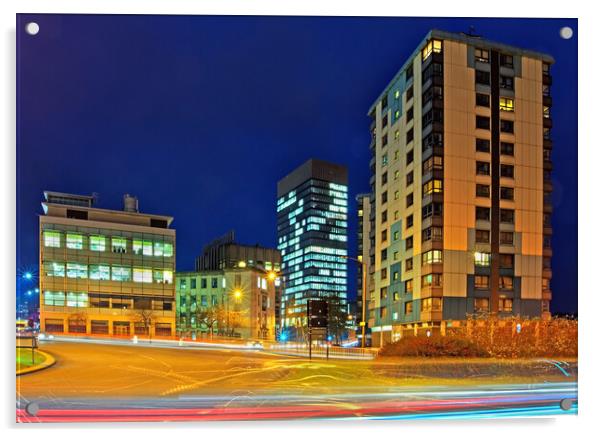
[234,289,242,299]
[267,271,277,281]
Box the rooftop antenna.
[465,25,482,38]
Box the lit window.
[421,250,442,265]
[89,235,106,252]
[66,263,87,279]
[153,270,173,284]
[43,231,61,248]
[474,298,489,312]
[422,179,443,196]
[543,106,551,119]
[45,262,65,277]
[500,276,513,290]
[422,39,442,61]
[66,292,88,308]
[66,233,83,250]
[44,291,65,306]
[421,273,442,288]
[133,268,153,283]
[89,264,110,281]
[499,298,513,312]
[111,237,127,253]
[474,48,489,63]
[474,252,491,267]
[111,266,131,282]
[153,242,164,257]
[475,275,490,289]
[500,97,514,112]
[163,243,174,257]
[394,90,400,99]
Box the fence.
[269,342,379,360]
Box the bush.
[379,316,578,359]
[380,335,490,358]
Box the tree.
[195,305,224,338]
[134,309,156,342]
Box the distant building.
[276,159,349,337]
[366,30,554,346]
[356,193,374,335]
[175,267,276,340]
[39,192,176,337]
[194,231,282,331]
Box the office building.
[367,30,553,345]
[176,267,277,340]
[39,192,176,337]
[276,159,349,336]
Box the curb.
[17,350,56,376]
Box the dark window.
[66,209,88,220]
[544,170,552,181]
[406,214,414,228]
[501,119,514,133]
[190,278,197,289]
[406,171,414,186]
[476,161,491,176]
[201,278,207,288]
[543,63,551,75]
[500,54,514,68]
[382,134,388,147]
[476,230,490,243]
[406,85,414,101]
[422,108,443,126]
[381,249,388,261]
[422,85,443,105]
[543,236,552,248]
[476,207,490,221]
[422,62,443,82]
[476,93,490,107]
[381,171,388,185]
[544,213,552,227]
[381,229,387,242]
[405,258,413,271]
[501,209,515,223]
[406,149,414,165]
[500,231,514,245]
[476,116,490,130]
[381,210,387,223]
[406,128,414,144]
[407,106,414,122]
[501,142,514,156]
[423,132,443,150]
[501,164,514,178]
[543,84,551,97]
[405,236,414,249]
[381,268,387,280]
[381,190,388,204]
[500,187,514,200]
[543,257,552,269]
[476,184,490,198]
[476,138,490,153]
[405,65,413,80]
[382,95,388,109]
[500,75,514,90]
[475,70,490,85]
[382,114,388,128]
[422,226,442,242]
[422,202,443,219]
[406,193,414,207]
[150,219,168,228]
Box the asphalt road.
[16,340,578,422]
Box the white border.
[2,1,598,437]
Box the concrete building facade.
[176,267,276,340]
[367,30,553,346]
[39,192,176,337]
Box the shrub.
[380,335,490,358]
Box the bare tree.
[134,308,156,342]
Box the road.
[16,340,578,422]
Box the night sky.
[16,15,577,315]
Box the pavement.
[16,340,578,422]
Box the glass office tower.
[276,159,348,336]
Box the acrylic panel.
[16,14,578,423]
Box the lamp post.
[341,255,368,348]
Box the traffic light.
[307,300,328,328]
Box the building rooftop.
[277,158,348,198]
[368,29,555,114]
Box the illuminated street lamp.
[23,272,33,280]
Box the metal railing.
[269,342,378,360]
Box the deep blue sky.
[16,15,577,314]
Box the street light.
[341,255,368,348]
[23,272,33,280]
